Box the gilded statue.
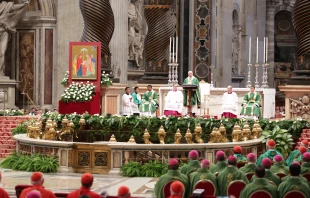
[157,125,166,144]
[26,125,34,138]
[59,117,75,141]
[109,134,117,142]
[209,127,222,143]
[232,122,243,142]
[219,123,229,142]
[194,123,204,143]
[128,135,136,143]
[174,129,182,144]
[43,128,56,141]
[242,122,251,141]
[143,128,152,144]
[185,128,194,144]
[251,121,262,139]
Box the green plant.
[11,123,27,136]
[261,125,294,156]
[0,152,59,173]
[120,161,143,177]
[141,160,168,177]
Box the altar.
[159,85,276,118]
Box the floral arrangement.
[101,71,112,86]
[60,81,95,103]
[0,109,24,116]
[61,71,69,85]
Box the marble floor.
[0,169,156,197]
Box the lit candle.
[176,37,178,63]
[266,37,268,63]
[249,37,251,63]
[172,37,175,63]
[169,37,171,63]
[256,37,258,63]
[263,37,265,64]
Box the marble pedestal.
[0,78,18,109]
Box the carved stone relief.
[290,95,310,120]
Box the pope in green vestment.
[217,156,248,196]
[139,85,158,115]
[188,160,219,197]
[278,176,310,198]
[183,71,200,108]
[240,86,261,118]
[154,159,189,198]
[239,163,257,173]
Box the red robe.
[0,188,9,198]
[67,187,101,198]
[19,185,56,198]
[77,56,83,72]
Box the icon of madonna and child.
[71,46,98,80]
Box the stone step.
[0,144,16,149]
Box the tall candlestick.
[169,37,171,63]
[249,37,251,63]
[256,37,258,63]
[176,37,178,63]
[172,37,175,63]
[266,37,268,62]
[263,37,265,64]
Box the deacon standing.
[122,87,134,116]
[164,84,183,116]
[240,85,262,118]
[183,71,200,115]
[139,85,158,117]
[132,86,142,116]
[221,85,238,118]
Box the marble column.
[266,6,275,88]
[110,0,128,84]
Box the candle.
[176,37,178,63]
[172,37,175,63]
[256,37,258,63]
[249,37,251,63]
[263,37,265,64]
[169,37,171,63]
[266,37,268,63]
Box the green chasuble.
[301,162,310,174]
[217,166,248,196]
[240,178,277,198]
[256,149,283,166]
[269,162,289,175]
[139,90,158,113]
[278,176,310,198]
[286,150,302,166]
[131,92,141,106]
[180,160,200,176]
[240,91,262,117]
[154,169,189,198]
[239,163,257,173]
[210,161,227,174]
[251,169,281,186]
[188,168,219,197]
[281,175,309,185]
[234,154,247,162]
[183,77,201,107]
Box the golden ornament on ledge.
[174,129,182,144]
[143,129,152,144]
[58,117,75,141]
[232,122,243,142]
[109,134,117,142]
[251,121,262,139]
[242,122,251,141]
[128,135,136,143]
[157,125,166,144]
[194,123,204,143]
[209,127,222,143]
[185,128,194,144]
[219,123,229,142]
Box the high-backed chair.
[283,190,306,198]
[249,190,272,198]
[275,172,286,179]
[163,180,175,198]
[302,173,310,183]
[245,172,254,181]
[15,184,32,198]
[194,180,216,196]
[54,192,69,198]
[237,161,247,169]
[227,180,247,198]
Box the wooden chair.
[54,192,69,198]
[283,190,306,198]
[15,184,32,198]
[163,180,175,198]
[237,161,247,169]
[245,172,254,181]
[249,190,273,198]
[194,179,216,196]
[302,173,310,183]
[227,180,247,198]
[275,172,287,179]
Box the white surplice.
[164,90,183,113]
[221,92,238,115]
[122,94,134,116]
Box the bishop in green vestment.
[240,166,277,198]
[217,156,248,196]
[154,159,189,198]
[240,86,261,118]
[251,158,281,186]
[180,150,200,176]
[301,152,310,174]
[286,140,309,166]
[188,160,219,197]
[239,153,257,173]
[139,85,158,116]
[183,71,201,111]
[257,139,283,165]
[270,155,289,174]
[278,163,310,198]
[210,150,227,174]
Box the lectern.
[182,84,197,116]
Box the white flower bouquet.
[61,71,69,85]
[60,81,96,103]
[100,71,113,86]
